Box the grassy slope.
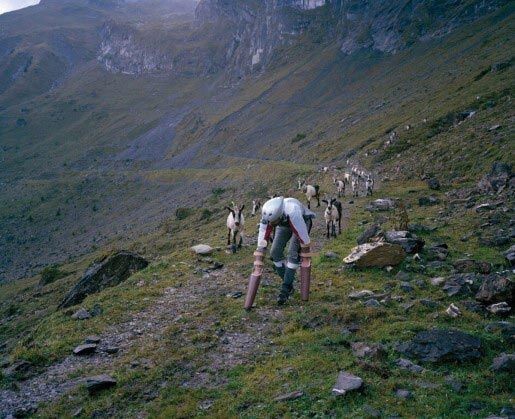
[0,5,513,418]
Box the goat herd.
[225,165,375,252]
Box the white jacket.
[257,198,314,247]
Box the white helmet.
[261,196,284,224]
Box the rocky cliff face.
[96,0,509,77]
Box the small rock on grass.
[445,303,461,318]
[332,371,363,396]
[71,308,91,320]
[491,353,515,372]
[487,302,511,315]
[349,290,374,299]
[274,390,304,402]
[105,346,119,354]
[364,299,381,308]
[395,389,412,400]
[84,374,116,394]
[430,277,445,286]
[84,336,101,344]
[363,404,381,418]
[73,344,97,356]
[396,358,426,374]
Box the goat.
[251,199,261,217]
[365,176,374,196]
[333,177,345,197]
[226,202,245,253]
[351,176,359,197]
[322,198,342,238]
[343,172,351,184]
[299,180,320,209]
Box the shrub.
[291,133,307,144]
[211,187,225,197]
[175,207,193,220]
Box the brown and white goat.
[298,179,320,209]
[226,202,245,253]
[322,198,342,238]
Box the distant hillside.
[0,0,513,281]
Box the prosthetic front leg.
[244,249,266,310]
[300,245,313,301]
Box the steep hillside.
[0,1,513,417]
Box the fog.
[0,0,40,15]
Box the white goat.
[226,202,245,253]
[322,198,342,238]
[298,180,320,209]
[333,177,345,197]
[351,177,359,197]
[365,176,374,196]
[251,199,261,217]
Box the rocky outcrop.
[59,251,148,308]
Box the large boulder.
[491,353,515,373]
[59,252,148,308]
[396,329,482,363]
[384,230,425,254]
[343,242,405,268]
[475,273,514,306]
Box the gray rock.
[60,252,148,308]
[418,196,440,206]
[364,299,381,308]
[396,358,426,373]
[344,242,406,268]
[491,353,515,373]
[4,360,34,379]
[477,162,512,194]
[475,273,514,305]
[430,277,445,286]
[191,244,213,255]
[484,321,515,344]
[395,389,412,400]
[71,308,91,320]
[73,344,97,356]
[363,404,381,418]
[427,178,440,190]
[503,245,515,266]
[274,390,304,402]
[84,336,101,344]
[453,259,476,273]
[332,371,364,396]
[84,374,117,394]
[105,346,119,354]
[461,300,484,313]
[442,273,481,297]
[445,376,464,392]
[475,203,496,213]
[365,198,395,212]
[426,244,449,262]
[400,282,414,293]
[445,303,461,318]
[385,231,424,254]
[486,302,511,315]
[357,224,381,245]
[351,342,384,359]
[396,329,482,363]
